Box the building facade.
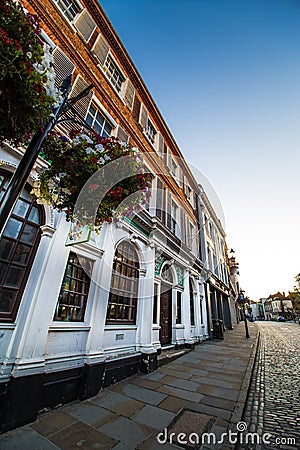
[197,185,236,337]
[0,0,219,431]
[263,293,294,321]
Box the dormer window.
[103,54,125,92]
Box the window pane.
[20,189,31,201]
[13,243,31,264]
[0,239,14,261]
[5,266,24,288]
[20,224,38,244]
[13,199,29,218]
[28,207,40,224]
[3,218,22,239]
[0,262,7,283]
[0,289,16,312]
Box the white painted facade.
[0,144,209,390]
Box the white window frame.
[145,118,157,145]
[85,97,117,137]
[170,157,177,179]
[103,53,126,94]
[53,0,83,23]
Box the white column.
[182,270,194,344]
[84,222,115,362]
[136,242,156,353]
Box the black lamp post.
[0,75,93,237]
[239,290,250,338]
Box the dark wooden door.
[160,289,172,345]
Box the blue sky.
[100,0,300,300]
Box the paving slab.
[158,396,193,413]
[31,410,77,437]
[200,394,237,411]
[89,390,145,417]
[63,401,115,427]
[158,367,193,380]
[48,421,117,450]
[98,416,150,448]
[122,384,168,405]
[0,428,60,450]
[159,376,200,392]
[190,375,240,390]
[197,384,239,401]
[158,384,204,403]
[129,376,163,391]
[133,405,176,430]
[143,372,166,382]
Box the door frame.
[159,284,172,345]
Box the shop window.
[0,171,44,322]
[106,241,139,323]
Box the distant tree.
[289,273,300,313]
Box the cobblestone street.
[239,322,300,450]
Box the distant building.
[249,301,264,321]
[263,292,294,320]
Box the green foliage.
[0,0,55,144]
[32,132,152,228]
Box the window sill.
[105,324,138,331]
[0,323,16,330]
[49,323,91,332]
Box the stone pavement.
[237,322,300,450]
[0,322,259,450]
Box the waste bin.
[212,319,224,339]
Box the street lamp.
[239,290,250,338]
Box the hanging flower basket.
[32,131,152,229]
[0,0,60,144]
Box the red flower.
[69,129,81,139]
[88,184,99,190]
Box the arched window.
[106,241,139,324]
[0,170,44,322]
